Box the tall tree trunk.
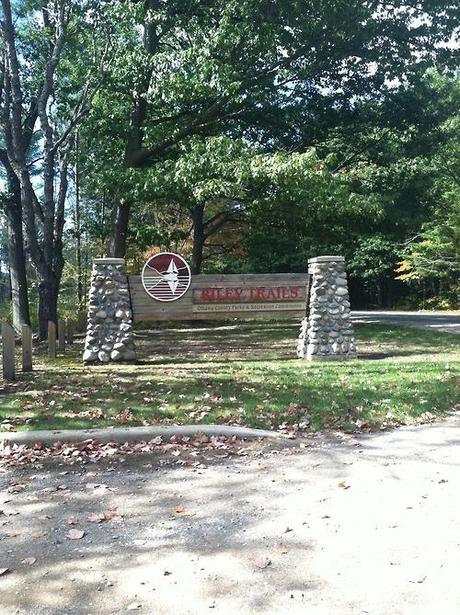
[74,136,83,310]
[37,272,58,340]
[108,198,131,258]
[5,203,30,330]
[0,152,30,330]
[191,204,205,275]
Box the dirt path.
[1,414,460,615]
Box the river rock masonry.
[297,256,356,361]
[83,258,136,363]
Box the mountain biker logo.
[141,252,192,302]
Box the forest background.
[0,0,459,336]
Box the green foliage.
[242,150,381,272]
[3,1,460,314]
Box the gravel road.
[1,413,460,615]
[352,310,460,334]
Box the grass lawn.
[0,322,459,433]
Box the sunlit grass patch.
[0,323,459,433]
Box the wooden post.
[2,321,15,381]
[21,324,32,372]
[58,319,66,352]
[48,321,56,359]
[67,319,75,345]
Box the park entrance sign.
[132,268,309,321]
[83,255,356,363]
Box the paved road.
[2,414,460,614]
[352,310,460,334]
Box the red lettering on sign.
[198,286,303,302]
[201,289,213,301]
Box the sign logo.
[141,252,191,302]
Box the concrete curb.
[0,424,285,446]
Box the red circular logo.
[141,252,191,302]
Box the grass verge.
[0,323,459,433]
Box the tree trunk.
[74,137,83,311]
[0,152,31,330]
[191,204,205,275]
[37,272,58,340]
[108,198,131,258]
[5,203,30,330]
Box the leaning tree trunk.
[108,198,131,258]
[37,272,59,340]
[190,204,205,275]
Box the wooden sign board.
[129,273,309,321]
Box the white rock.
[83,349,97,362]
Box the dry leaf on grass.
[21,558,36,566]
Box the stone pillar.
[297,256,356,361]
[83,258,136,363]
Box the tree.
[0,148,30,329]
[93,0,458,257]
[134,137,251,273]
[0,0,108,337]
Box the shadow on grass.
[1,323,459,433]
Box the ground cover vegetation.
[0,323,459,434]
[0,1,459,334]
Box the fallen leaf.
[0,568,10,576]
[21,558,36,566]
[175,504,185,514]
[30,531,46,538]
[87,512,105,523]
[103,509,123,522]
[66,529,84,540]
[253,556,271,569]
[338,481,351,490]
[67,518,79,525]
